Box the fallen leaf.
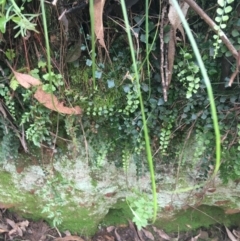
[153,226,171,240]
[6,219,29,238]
[6,219,17,229]
[12,70,41,88]
[8,64,82,115]
[225,209,240,214]
[0,223,8,234]
[34,87,82,114]
[114,228,122,241]
[103,235,114,241]
[225,226,238,241]
[168,0,189,44]
[207,188,216,193]
[141,228,154,240]
[233,230,240,239]
[0,202,15,209]
[94,0,107,49]
[191,232,201,241]
[137,229,145,241]
[128,220,140,241]
[54,235,85,241]
[7,61,82,115]
[106,226,115,232]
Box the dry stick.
[183,0,238,59]
[229,51,240,86]
[160,6,167,101]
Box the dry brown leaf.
[6,219,16,229]
[6,219,29,237]
[225,226,238,241]
[141,228,154,240]
[0,223,8,234]
[164,0,189,91]
[153,226,170,240]
[233,230,240,239]
[103,235,114,241]
[225,209,240,214]
[0,228,8,234]
[34,87,81,115]
[191,232,201,241]
[136,229,145,241]
[106,226,115,232]
[128,220,140,241]
[168,0,189,44]
[94,0,107,49]
[207,188,216,193]
[13,70,41,88]
[114,228,122,241]
[54,235,85,241]
[9,67,82,115]
[0,202,15,209]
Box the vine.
[213,0,234,57]
[175,47,200,99]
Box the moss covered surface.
[13,203,100,236]
[1,154,240,236]
[155,205,240,233]
[0,170,103,236]
[101,202,240,233]
[101,199,133,226]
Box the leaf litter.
[0,209,240,240]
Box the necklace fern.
[213,0,234,58]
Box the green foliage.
[122,149,130,172]
[0,119,19,161]
[0,84,16,119]
[37,176,67,227]
[213,0,234,57]
[21,104,52,147]
[42,72,64,93]
[127,192,154,230]
[0,0,38,37]
[175,47,200,99]
[0,0,239,229]
[5,48,16,61]
[220,148,240,183]
[159,119,174,155]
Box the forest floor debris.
[0,209,239,241]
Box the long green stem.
[171,0,221,176]
[40,0,56,110]
[120,0,157,223]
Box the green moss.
[101,199,133,226]
[102,202,240,233]
[0,171,101,236]
[155,205,240,232]
[57,206,99,236]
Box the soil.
[0,209,239,241]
